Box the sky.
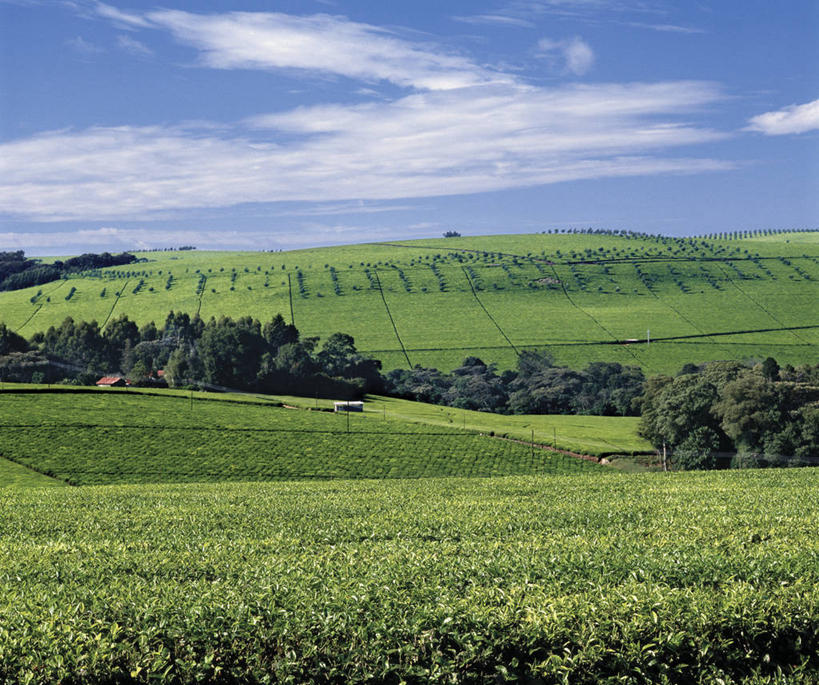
[0,0,817,254]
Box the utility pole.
[647,329,650,346]
[663,441,667,472]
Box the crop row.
[0,425,595,485]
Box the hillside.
[1,231,817,374]
[0,389,601,485]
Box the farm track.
[373,268,412,367]
[490,435,634,462]
[287,272,295,325]
[195,275,207,319]
[716,263,812,346]
[100,278,129,329]
[15,279,67,334]
[461,266,519,355]
[360,323,819,356]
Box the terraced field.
[2,231,817,374]
[0,390,600,485]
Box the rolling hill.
[2,230,817,374]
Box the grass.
[361,394,651,455]
[0,390,600,485]
[1,470,818,683]
[2,232,817,374]
[0,455,67,487]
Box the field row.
[1,470,818,682]
[0,392,601,485]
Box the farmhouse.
[334,401,363,412]
[95,376,129,387]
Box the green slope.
[0,389,600,485]
[2,231,817,373]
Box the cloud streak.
[0,81,730,221]
[746,98,819,135]
[104,7,508,91]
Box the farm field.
[0,389,601,486]
[2,231,818,374]
[0,455,66,488]
[2,470,818,683]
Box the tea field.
[0,390,601,486]
[3,231,818,373]
[2,470,818,683]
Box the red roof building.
[96,376,129,387]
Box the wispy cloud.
[451,14,536,28]
[102,7,509,91]
[277,202,418,217]
[624,21,705,34]
[94,2,151,29]
[536,36,595,75]
[746,98,819,135]
[65,35,103,55]
[0,81,730,221]
[116,34,153,57]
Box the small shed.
[96,376,129,387]
[334,401,363,412]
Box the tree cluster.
[638,359,819,469]
[385,350,644,416]
[0,251,137,292]
[3,312,382,398]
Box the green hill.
[2,231,818,374]
[0,389,601,485]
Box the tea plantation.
[2,471,818,683]
[0,390,599,485]
[3,230,818,374]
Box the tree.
[761,357,780,382]
[714,371,780,454]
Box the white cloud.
[625,22,705,34]
[94,2,152,29]
[536,37,595,76]
[116,34,153,57]
[451,14,536,28]
[746,98,819,136]
[65,35,103,55]
[139,9,507,91]
[0,81,730,221]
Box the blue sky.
[1,0,817,254]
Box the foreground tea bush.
[1,470,818,683]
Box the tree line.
[0,312,383,399]
[638,358,819,468]
[0,250,138,292]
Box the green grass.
[2,232,818,374]
[361,394,651,455]
[0,390,599,485]
[2,470,818,683]
[0,455,67,487]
